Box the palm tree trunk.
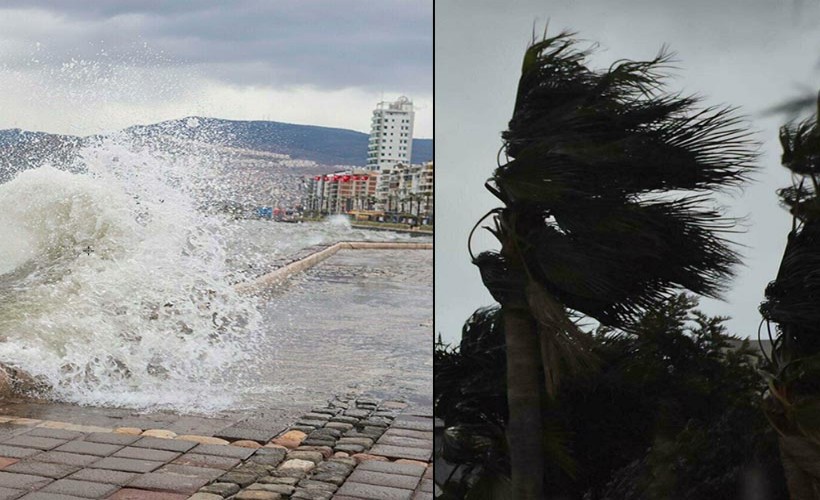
[503,305,544,499]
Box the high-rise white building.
[366,96,415,171]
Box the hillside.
[0,117,433,176]
[124,117,432,167]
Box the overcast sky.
[436,0,820,343]
[0,1,432,137]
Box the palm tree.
[760,91,820,499]
[471,32,757,498]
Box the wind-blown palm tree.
[471,31,757,498]
[760,91,820,500]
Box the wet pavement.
[0,244,433,498]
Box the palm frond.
[486,31,757,331]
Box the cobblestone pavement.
[0,395,431,499]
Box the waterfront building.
[366,96,415,171]
[304,170,379,214]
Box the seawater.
[0,136,425,413]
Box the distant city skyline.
[0,1,432,138]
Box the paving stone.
[217,471,258,487]
[295,419,326,429]
[66,469,137,486]
[113,429,143,436]
[213,427,274,443]
[247,449,285,468]
[175,436,229,446]
[376,435,431,449]
[247,483,294,495]
[343,428,382,440]
[41,478,120,498]
[390,419,432,433]
[308,429,341,440]
[291,490,331,500]
[187,494,221,500]
[0,458,17,470]
[257,476,299,485]
[336,482,413,500]
[383,429,433,441]
[172,453,239,471]
[154,464,223,481]
[337,437,373,448]
[89,457,164,474]
[341,410,369,419]
[199,482,240,497]
[301,439,335,448]
[368,445,430,462]
[333,444,364,454]
[361,417,390,428]
[82,434,140,446]
[0,487,22,500]
[0,446,40,459]
[126,472,210,494]
[107,489,187,500]
[323,422,353,432]
[112,447,179,463]
[190,444,253,460]
[52,441,121,457]
[423,465,432,479]
[285,451,323,465]
[233,491,281,500]
[419,478,433,493]
[297,479,337,492]
[0,471,52,491]
[327,457,357,468]
[380,401,408,410]
[294,446,332,459]
[328,416,357,425]
[140,430,176,440]
[300,414,330,422]
[4,462,77,480]
[130,438,195,453]
[16,494,85,500]
[403,407,434,418]
[308,409,338,416]
[306,470,346,485]
[7,419,40,427]
[357,460,425,477]
[356,398,379,406]
[1,437,66,451]
[232,440,262,449]
[31,452,98,468]
[347,469,420,490]
[267,469,306,480]
[314,461,354,475]
[286,426,315,434]
[278,459,314,473]
[24,429,83,441]
[411,493,433,500]
[233,463,269,476]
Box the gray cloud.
[0,1,432,93]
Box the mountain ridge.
[0,116,432,168]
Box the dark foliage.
[481,32,758,331]
[760,97,820,378]
[435,295,788,499]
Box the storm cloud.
[0,1,432,136]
